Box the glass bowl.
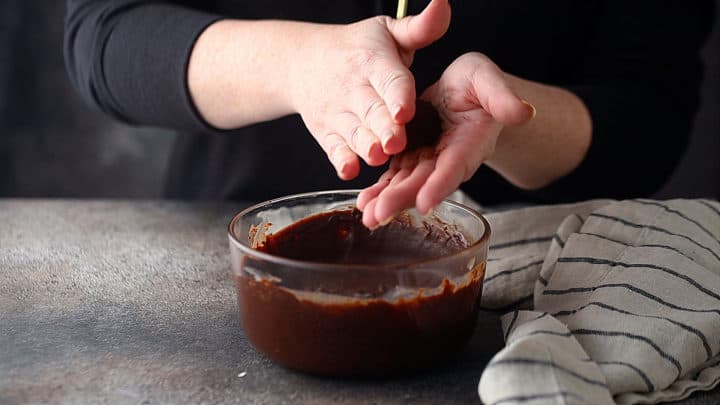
[228,190,490,376]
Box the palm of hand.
[294,21,413,179]
[357,52,531,229]
[357,85,503,229]
[294,0,451,181]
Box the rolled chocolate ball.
[404,99,442,151]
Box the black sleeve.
[64,0,221,132]
[538,1,715,202]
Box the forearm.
[188,19,322,129]
[66,1,312,131]
[488,1,712,199]
[485,74,592,190]
[65,1,222,131]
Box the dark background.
[0,2,718,200]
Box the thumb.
[484,90,536,127]
[386,0,451,50]
[464,57,535,126]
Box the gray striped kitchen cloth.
[464,198,720,404]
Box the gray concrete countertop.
[1,200,717,404]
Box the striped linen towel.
[468,198,720,404]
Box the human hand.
[357,52,535,229]
[289,0,450,180]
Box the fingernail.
[367,214,394,231]
[368,141,383,160]
[391,104,402,121]
[379,210,402,227]
[381,130,394,151]
[382,131,406,154]
[378,215,394,227]
[420,205,434,217]
[337,161,348,178]
[521,99,536,120]
[364,216,380,231]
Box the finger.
[416,150,471,215]
[317,132,360,180]
[385,0,451,50]
[362,159,411,228]
[469,64,534,126]
[357,180,388,212]
[353,86,407,154]
[362,151,421,227]
[333,112,388,166]
[357,167,397,211]
[416,126,495,214]
[388,166,412,187]
[375,149,437,224]
[367,62,416,124]
[362,198,380,229]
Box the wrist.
[285,23,339,114]
[484,74,592,190]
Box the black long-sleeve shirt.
[64,1,714,204]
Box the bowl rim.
[227,189,491,272]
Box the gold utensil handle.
[396,0,408,19]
